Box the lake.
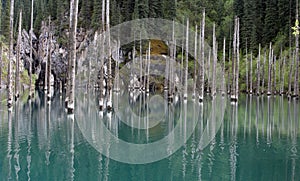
[0,90,299,180]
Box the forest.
[0,0,299,110]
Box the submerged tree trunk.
[7,0,14,107]
[29,0,34,98]
[67,0,79,113]
[193,25,197,98]
[231,17,238,101]
[99,0,105,110]
[222,37,226,96]
[250,52,253,94]
[235,18,240,100]
[273,56,277,94]
[288,51,295,96]
[280,56,286,95]
[246,42,248,94]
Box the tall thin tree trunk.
[231,17,237,101]
[7,0,14,107]
[267,43,272,96]
[262,51,266,94]
[0,43,2,89]
[207,48,211,93]
[147,41,151,93]
[47,17,52,101]
[212,23,217,97]
[294,0,299,98]
[222,37,226,96]
[99,0,105,110]
[199,9,205,101]
[29,0,34,98]
[193,25,197,98]
[106,0,112,110]
[279,48,283,95]
[281,56,286,95]
[257,44,261,95]
[246,41,248,94]
[273,56,277,94]
[250,52,253,94]
[235,18,240,100]
[184,19,189,99]
[67,0,79,113]
[15,10,22,100]
[288,51,295,97]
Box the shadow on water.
[0,90,299,180]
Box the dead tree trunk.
[256,44,261,95]
[222,37,226,96]
[280,56,286,95]
[231,17,239,101]
[193,25,197,98]
[106,0,112,110]
[47,17,52,101]
[0,43,2,89]
[7,0,14,107]
[246,42,248,94]
[184,19,189,99]
[67,0,79,113]
[99,0,105,110]
[235,18,240,100]
[29,0,34,98]
[250,52,253,94]
[199,9,205,101]
[267,43,272,96]
[262,51,266,94]
[15,10,22,100]
[294,0,299,98]
[273,56,277,94]
[212,23,217,97]
[288,51,295,97]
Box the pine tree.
[91,0,102,29]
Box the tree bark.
[7,0,14,107]
[294,0,299,98]
[199,9,205,101]
[106,0,112,110]
[47,17,52,100]
[235,18,240,100]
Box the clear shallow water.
[0,90,299,181]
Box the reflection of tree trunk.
[7,0,14,107]
[15,10,22,100]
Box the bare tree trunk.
[147,41,151,93]
[15,10,22,100]
[207,48,211,93]
[273,56,277,94]
[288,50,295,97]
[7,0,14,107]
[0,43,2,89]
[281,56,286,95]
[67,0,79,113]
[262,51,266,94]
[246,41,248,94]
[256,44,261,95]
[294,0,299,98]
[29,0,34,98]
[279,48,283,95]
[106,0,112,110]
[199,9,205,101]
[267,43,272,96]
[193,25,197,98]
[231,17,237,101]
[250,52,253,94]
[99,0,105,110]
[235,18,240,100]
[222,37,226,96]
[47,17,52,101]
[184,19,189,99]
[212,23,217,97]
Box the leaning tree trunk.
[294,0,299,98]
[67,0,79,113]
[29,0,34,98]
[7,0,14,107]
[15,10,22,100]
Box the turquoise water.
[0,90,299,180]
